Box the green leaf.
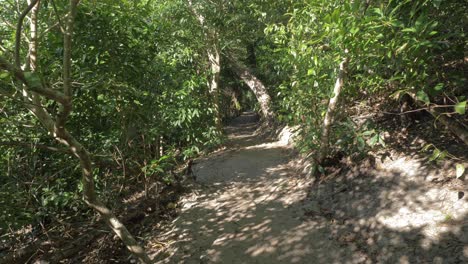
[454,101,466,115]
[357,137,365,151]
[429,148,441,162]
[0,72,10,79]
[456,164,465,178]
[318,165,325,174]
[350,27,359,35]
[402,28,417,33]
[439,150,447,160]
[432,0,442,8]
[369,134,379,146]
[373,8,383,17]
[422,144,433,151]
[361,130,375,136]
[416,91,430,105]
[378,134,386,147]
[434,83,444,91]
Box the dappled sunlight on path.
[152,115,363,263]
[308,152,468,263]
[150,113,467,263]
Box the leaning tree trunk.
[228,58,275,124]
[316,57,349,168]
[0,1,152,262]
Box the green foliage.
[0,0,465,241]
[335,119,386,155]
[143,155,176,184]
[258,0,466,155]
[0,0,223,233]
[454,101,466,115]
[0,183,35,231]
[422,144,452,163]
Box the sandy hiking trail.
[153,113,364,263]
[150,112,467,264]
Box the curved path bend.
[155,113,362,264]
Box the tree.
[228,56,275,124]
[0,1,151,262]
[188,0,222,130]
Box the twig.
[382,104,460,116]
[51,0,65,33]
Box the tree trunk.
[2,1,153,262]
[63,130,152,263]
[27,0,39,71]
[316,58,349,166]
[188,0,222,129]
[207,42,222,129]
[228,58,275,124]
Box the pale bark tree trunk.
[188,0,222,129]
[228,58,275,124]
[316,57,349,166]
[207,42,222,129]
[27,0,39,71]
[0,1,152,262]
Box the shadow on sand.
[153,114,467,264]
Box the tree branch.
[56,0,79,129]
[0,56,70,105]
[51,0,65,33]
[15,0,39,68]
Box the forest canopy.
[0,0,466,262]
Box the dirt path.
[149,113,467,264]
[152,113,365,263]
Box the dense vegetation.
[0,0,466,262]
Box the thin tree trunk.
[27,0,39,71]
[3,1,153,262]
[188,0,222,129]
[64,131,152,263]
[208,43,222,129]
[228,58,275,124]
[316,57,349,166]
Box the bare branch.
[39,14,69,38]
[51,0,66,33]
[0,17,17,30]
[382,104,461,116]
